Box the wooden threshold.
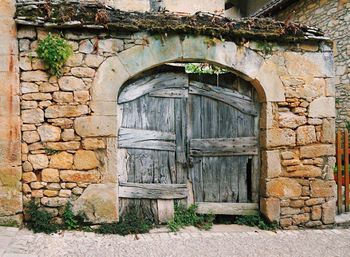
[196,202,259,216]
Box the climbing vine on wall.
[36,33,73,77]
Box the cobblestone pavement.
[1,226,350,257]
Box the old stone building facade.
[0,0,338,230]
[255,0,350,128]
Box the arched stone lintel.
[91,34,285,106]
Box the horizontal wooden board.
[190,137,258,157]
[189,81,258,116]
[119,182,188,199]
[196,202,259,216]
[149,88,188,98]
[118,128,176,151]
[118,73,188,103]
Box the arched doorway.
[117,65,260,222]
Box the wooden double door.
[117,69,260,222]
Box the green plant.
[234,214,278,230]
[167,203,215,232]
[44,148,61,156]
[256,41,273,55]
[96,207,153,236]
[185,63,227,75]
[26,200,59,234]
[62,202,80,230]
[36,33,73,77]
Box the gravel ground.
[1,225,350,257]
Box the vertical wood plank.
[345,129,349,212]
[175,98,187,184]
[337,130,343,214]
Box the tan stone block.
[0,186,22,216]
[74,116,117,137]
[45,105,89,118]
[262,128,296,148]
[321,119,335,143]
[19,56,32,71]
[22,184,31,194]
[85,54,104,68]
[280,218,293,228]
[32,190,43,198]
[305,198,325,206]
[0,0,16,18]
[73,183,118,223]
[30,182,45,189]
[285,165,322,178]
[42,168,59,182]
[39,82,59,93]
[58,76,87,91]
[296,126,316,145]
[66,53,84,67]
[72,187,83,195]
[0,140,21,166]
[22,161,33,172]
[311,205,322,220]
[47,118,73,129]
[261,150,281,179]
[22,172,37,183]
[71,67,95,78]
[310,180,335,198]
[65,183,77,189]
[17,27,36,39]
[281,151,295,160]
[37,125,61,142]
[61,129,76,142]
[52,92,73,103]
[322,199,336,224]
[22,125,36,131]
[49,152,73,169]
[59,189,71,198]
[21,71,48,82]
[279,112,307,129]
[74,91,90,102]
[0,71,19,96]
[290,200,304,208]
[74,150,99,170]
[21,82,38,94]
[82,138,105,150]
[282,159,300,166]
[28,154,49,170]
[22,131,40,144]
[60,170,100,183]
[281,207,300,215]
[22,109,44,124]
[45,141,80,151]
[46,183,61,190]
[300,144,335,158]
[309,97,335,118]
[293,213,310,225]
[21,100,38,110]
[41,197,68,207]
[260,197,280,222]
[266,178,302,199]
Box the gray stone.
[22,109,44,124]
[58,76,87,91]
[309,97,336,118]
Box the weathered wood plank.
[175,98,187,183]
[189,81,258,116]
[119,183,188,199]
[149,88,188,98]
[118,73,188,103]
[238,157,248,202]
[157,200,175,223]
[196,202,259,216]
[190,137,258,157]
[118,128,176,151]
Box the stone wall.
[0,0,22,226]
[14,21,336,229]
[273,0,350,128]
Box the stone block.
[66,53,84,67]
[0,167,21,187]
[74,150,99,170]
[74,91,90,102]
[300,144,335,158]
[260,197,280,222]
[309,97,336,118]
[45,105,89,118]
[28,154,49,170]
[17,27,36,39]
[82,138,105,150]
[98,39,123,53]
[285,165,322,178]
[0,186,22,216]
[293,213,310,225]
[321,119,335,143]
[41,197,68,207]
[261,150,281,179]
[58,76,88,91]
[279,112,307,129]
[73,183,118,223]
[60,170,100,183]
[265,178,302,199]
[311,205,322,220]
[21,71,48,82]
[322,199,336,224]
[45,142,81,151]
[49,152,73,169]
[42,168,59,182]
[296,126,316,145]
[22,109,44,124]
[262,128,296,148]
[0,0,16,18]
[37,125,61,142]
[22,172,37,183]
[71,67,96,78]
[22,131,40,144]
[21,83,39,94]
[0,214,22,227]
[85,54,104,68]
[310,180,336,198]
[52,92,73,103]
[74,116,117,137]
[162,0,223,13]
